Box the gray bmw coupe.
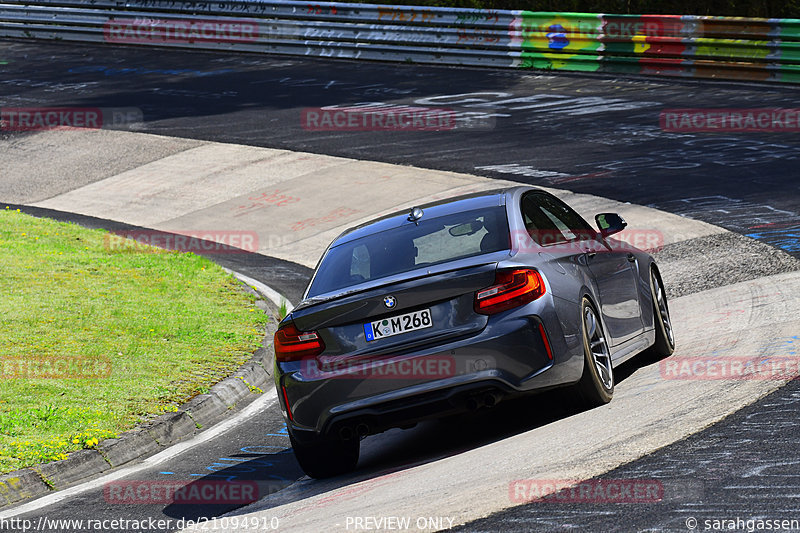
[274,186,674,478]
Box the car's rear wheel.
[646,267,675,358]
[289,433,359,479]
[575,298,614,407]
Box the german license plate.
[364,308,433,342]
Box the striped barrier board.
[1,0,799,83]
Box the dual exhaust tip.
[466,391,501,411]
[339,422,370,441]
[336,392,501,440]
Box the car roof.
[330,185,536,246]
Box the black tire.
[575,298,614,407]
[289,432,359,479]
[645,267,675,359]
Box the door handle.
[626,253,636,262]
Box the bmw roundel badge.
[383,296,397,309]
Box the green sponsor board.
[518,12,602,71]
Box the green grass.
[0,207,268,474]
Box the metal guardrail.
[1,0,799,83]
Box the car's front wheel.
[575,298,614,407]
[289,433,359,479]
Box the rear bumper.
[290,380,519,445]
[275,307,584,442]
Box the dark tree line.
[355,0,800,18]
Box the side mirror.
[595,213,627,238]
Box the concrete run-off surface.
[11,129,725,270]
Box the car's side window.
[539,205,577,241]
[521,193,593,246]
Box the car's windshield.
[306,206,509,298]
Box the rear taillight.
[474,268,546,315]
[274,322,325,362]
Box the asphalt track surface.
[2,40,799,257]
[1,40,799,532]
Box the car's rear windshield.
[306,206,510,298]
